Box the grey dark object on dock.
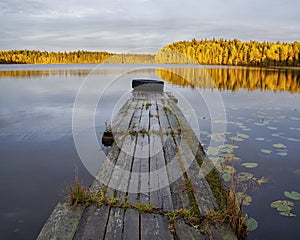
[132,79,164,92]
[102,130,114,146]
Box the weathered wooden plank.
[132,92,170,100]
[37,202,85,240]
[127,100,144,203]
[110,98,133,130]
[141,214,173,240]
[92,99,138,194]
[106,99,140,198]
[73,205,110,240]
[165,102,218,214]
[149,101,173,211]
[108,135,136,201]
[165,99,237,239]
[174,218,207,240]
[210,224,238,240]
[138,100,150,203]
[112,97,138,145]
[156,101,190,210]
[92,142,121,193]
[167,98,212,172]
[104,207,125,240]
[122,209,139,240]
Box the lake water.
[0,64,300,240]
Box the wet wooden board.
[174,219,207,240]
[156,101,190,210]
[37,203,85,240]
[138,101,150,203]
[149,101,173,211]
[127,101,144,203]
[122,209,139,240]
[73,205,110,240]
[105,99,138,198]
[165,100,218,214]
[105,207,125,240]
[141,214,173,240]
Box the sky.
[0,0,299,53]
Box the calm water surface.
[0,64,299,240]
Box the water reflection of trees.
[0,68,158,80]
[0,70,92,79]
[157,68,300,93]
[1,67,300,93]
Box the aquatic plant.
[271,200,295,217]
[242,162,258,169]
[284,191,300,201]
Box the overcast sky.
[0,0,299,53]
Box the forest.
[0,39,300,66]
[0,50,155,64]
[155,39,300,66]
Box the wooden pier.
[38,82,237,240]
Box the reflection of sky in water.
[0,65,300,240]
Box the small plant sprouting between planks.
[140,129,150,136]
[145,102,152,110]
[67,182,161,213]
[68,177,91,207]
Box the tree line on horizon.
[155,38,300,66]
[0,50,155,64]
[0,39,300,66]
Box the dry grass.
[68,177,91,207]
[204,144,248,239]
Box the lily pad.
[279,212,296,217]
[222,173,231,182]
[206,147,219,156]
[220,165,236,174]
[246,218,259,231]
[286,137,300,142]
[260,149,272,154]
[277,152,288,157]
[242,128,251,131]
[221,145,239,154]
[284,191,300,201]
[231,137,244,142]
[236,192,252,206]
[290,117,300,121]
[273,143,287,149]
[271,200,294,214]
[277,204,292,212]
[236,172,254,182]
[271,133,281,137]
[255,137,265,141]
[242,162,258,168]
[237,133,249,139]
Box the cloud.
[0,0,299,52]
